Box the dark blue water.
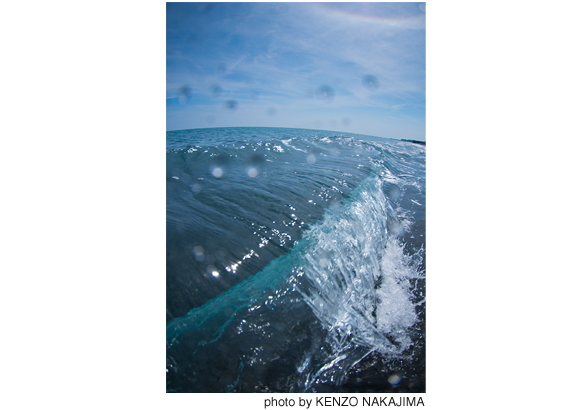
[166,127,425,392]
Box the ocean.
[166,127,425,393]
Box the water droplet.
[178,85,192,104]
[193,246,205,262]
[315,85,335,103]
[362,74,379,91]
[388,185,401,201]
[200,3,213,13]
[388,373,402,386]
[225,100,238,110]
[215,62,226,75]
[210,83,223,97]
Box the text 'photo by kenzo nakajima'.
[166,2,425,393]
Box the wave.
[165,130,387,317]
[166,172,424,392]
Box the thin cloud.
[166,2,425,140]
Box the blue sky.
[167,2,426,140]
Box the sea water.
[166,127,425,392]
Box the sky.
[166,2,426,141]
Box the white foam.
[280,138,308,153]
[297,176,424,359]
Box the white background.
[1,0,578,409]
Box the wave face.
[166,127,425,392]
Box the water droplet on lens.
[267,107,277,116]
[248,167,258,178]
[215,62,226,75]
[388,185,401,201]
[178,85,192,104]
[306,154,316,165]
[210,83,223,97]
[388,373,402,386]
[200,3,213,13]
[362,74,379,91]
[225,100,238,110]
[180,85,192,97]
[247,153,265,167]
[315,85,335,102]
[215,250,226,262]
[210,155,229,177]
[193,246,205,261]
